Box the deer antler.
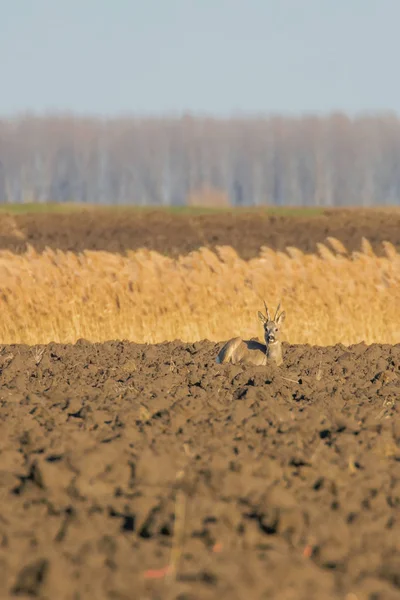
[274,302,281,321]
[263,301,270,321]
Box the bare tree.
[1,113,400,206]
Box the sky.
[1,0,399,116]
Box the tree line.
[0,112,400,206]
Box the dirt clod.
[0,339,399,598]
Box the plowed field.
[0,341,399,599]
[0,206,399,258]
[0,207,399,599]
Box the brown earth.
[1,207,400,258]
[0,339,399,599]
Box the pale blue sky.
[1,0,399,116]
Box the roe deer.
[216,302,286,366]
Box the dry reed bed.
[0,237,399,346]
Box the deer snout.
[265,326,279,343]
[266,330,275,343]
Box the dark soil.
[1,207,400,258]
[0,340,399,599]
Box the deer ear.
[276,311,286,325]
[258,311,267,323]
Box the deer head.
[257,301,286,345]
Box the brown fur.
[216,303,286,367]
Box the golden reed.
[0,237,398,346]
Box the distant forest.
[1,113,400,206]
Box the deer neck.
[266,340,282,365]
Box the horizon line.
[0,108,399,121]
